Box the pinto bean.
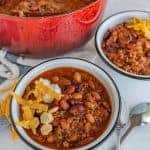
[60,119,70,130]
[73,72,81,83]
[102,101,110,109]
[60,100,70,110]
[68,134,78,142]
[86,93,95,101]
[77,82,88,92]
[86,114,95,124]
[63,141,69,148]
[47,135,56,143]
[145,40,150,50]
[64,85,75,94]
[72,93,82,99]
[63,94,70,101]
[88,80,95,90]
[69,99,83,105]
[51,76,59,83]
[84,122,91,133]
[91,91,101,100]
[85,101,96,109]
[59,78,71,86]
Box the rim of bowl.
[95,10,150,80]
[10,57,121,150]
[0,0,101,20]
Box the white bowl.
[10,58,121,150]
[95,10,150,80]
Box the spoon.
[121,103,150,143]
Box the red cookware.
[0,0,107,57]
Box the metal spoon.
[121,103,150,143]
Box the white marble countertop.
[0,0,150,150]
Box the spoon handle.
[120,125,133,143]
[121,114,141,143]
[116,125,121,150]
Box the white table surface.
[0,0,150,150]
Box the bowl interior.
[10,58,120,150]
[96,10,150,79]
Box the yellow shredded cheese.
[17,117,39,134]
[0,96,19,141]
[0,96,11,123]
[127,17,150,38]
[9,78,62,136]
[12,92,48,112]
[9,127,19,142]
[22,106,34,120]
[34,80,62,101]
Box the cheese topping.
[11,78,61,135]
[127,17,150,38]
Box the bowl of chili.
[10,58,121,150]
[95,10,150,80]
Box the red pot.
[0,0,107,57]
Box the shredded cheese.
[12,92,48,112]
[0,96,19,141]
[17,117,39,134]
[0,77,61,139]
[127,17,150,38]
[9,127,19,142]
[22,106,34,120]
[0,96,11,123]
[34,80,62,101]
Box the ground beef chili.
[102,23,150,76]
[23,67,112,149]
[0,0,96,17]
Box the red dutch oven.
[0,0,107,57]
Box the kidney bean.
[91,91,101,100]
[60,100,70,110]
[64,85,75,94]
[51,76,59,83]
[88,80,95,90]
[72,93,82,99]
[53,99,60,106]
[73,72,81,83]
[0,0,6,5]
[69,105,85,115]
[146,51,150,57]
[86,114,95,124]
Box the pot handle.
[76,0,106,25]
